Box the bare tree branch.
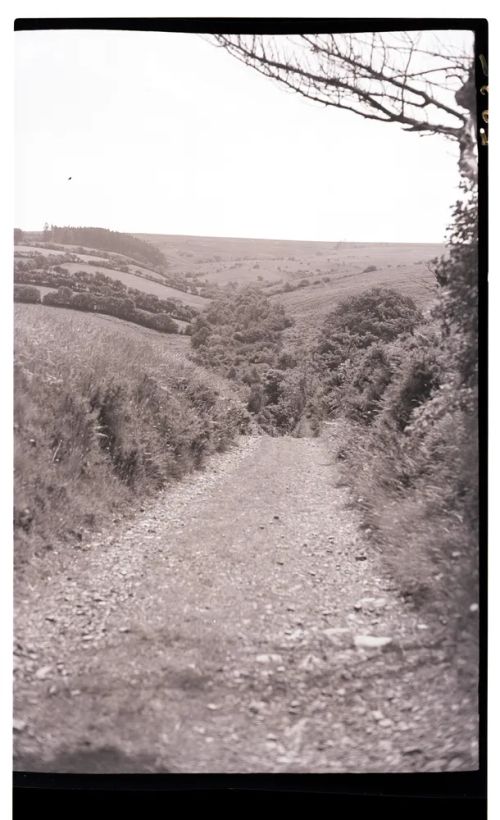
[210,31,476,180]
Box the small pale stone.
[34,665,52,680]
[256,653,282,664]
[354,635,392,649]
[13,719,27,732]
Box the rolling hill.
[136,233,445,322]
[14,242,209,319]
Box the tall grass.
[14,305,249,561]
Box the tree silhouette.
[213,31,477,179]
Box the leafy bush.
[316,287,422,411]
[14,285,41,304]
[322,191,478,646]
[188,288,311,433]
[40,287,179,334]
[191,288,292,377]
[15,264,197,323]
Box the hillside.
[20,226,168,272]
[14,242,208,330]
[14,303,248,561]
[136,233,444,322]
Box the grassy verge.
[327,415,479,653]
[14,305,249,563]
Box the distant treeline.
[14,284,180,335]
[38,226,167,271]
[14,260,197,323]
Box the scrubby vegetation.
[41,287,179,334]
[14,285,42,304]
[189,288,321,434]
[315,184,478,641]
[14,306,249,561]
[14,263,198,330]
[14,251,198,319]
[316,287,423,417]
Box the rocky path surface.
[14,436,478,773]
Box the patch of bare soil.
[14,436,478,773]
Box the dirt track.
[14,435,478,773]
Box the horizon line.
[16,227,446,246]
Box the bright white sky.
[15,28,474,243]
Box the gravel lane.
[13,435,478,773]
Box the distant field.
[136,232,443,286]
[14,243,209,310]
[17,234,443,326]
[270,262,438,323]
[136,233,444,324]
[58,263,209,307]
[16,242,163,276]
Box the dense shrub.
[340,343,395,424]
[14,285,41,304]
[43,287,75,307]
[40,289,179,334]
[191,288,292,377]
[321,192,478,642]
[316,287,422,412]
[188,288,313,433]
[15,265,197,323]
[432,179,478,393]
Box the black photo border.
[12,16,488,820]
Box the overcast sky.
[15,28,474,243]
